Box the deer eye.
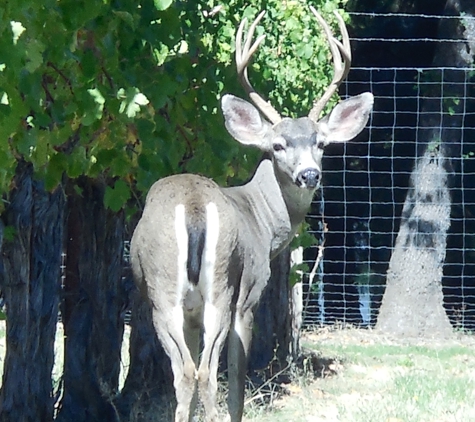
[273,143,285,152]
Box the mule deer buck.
[131,7,373,422]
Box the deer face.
[271,117,322,189]
[222,93,373,190]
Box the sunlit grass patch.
[244,329,475,422]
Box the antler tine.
[235,11,282,124]
[308,7,352,122]
[333,10,352,77]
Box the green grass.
[317,337,475,421]
[244,329,475,422]
[2,322,475,422]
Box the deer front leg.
[227,307,254,422]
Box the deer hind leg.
[183,317,201,419]
[197,301,232,422]
[151,307,197,422]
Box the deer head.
[222,8,373,191]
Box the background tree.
[375,0,475,337]
[330,0,475,333]
[328,0,448,326]
[0,163,64,422]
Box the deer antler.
[308,8,352,122]
[236,11,282,124]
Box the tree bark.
[376,0,475,337]
[115,290,174,421]
[0,162,64,422]
[249,247,292,369]
[376,151,453,337]
[56,178,126,422]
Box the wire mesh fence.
[300,11,475,329]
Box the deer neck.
[224,157,314,258]
[273,160,317,230]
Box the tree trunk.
[376,0,475,337]
[290,247,304,358]
[376,151,453,337]
[249,247,293,369]
[56,178,126,422]
[0,162,64,422]
[115,290,174,421]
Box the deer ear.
[319,92,373,144]
[221,94,272,148]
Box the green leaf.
[110,151,131,177]
[81,49,98,80]
[15,128,38,157]
[66,146,88,178]
[10,21,26,45]
[44,153,67,191]
[153,44,170,66]
[104,179,130,212]
[153,0,173,12]
[112,11,137,30]
[81,87,105,126]
[0,148,13,170]
[50,125,74,147]
[25,39,45,73]
[88,88,105,116]
[118,87,150,118]
[289,263,309,287]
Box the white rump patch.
[203,302,218,338]
[171,305,184,331]
[200,202,220,300]
[175,204,188,306]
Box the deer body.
[132,168,289,422]
[131,8,373,422]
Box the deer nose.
[296,168,320,188]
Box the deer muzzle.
[296,168,320,189]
